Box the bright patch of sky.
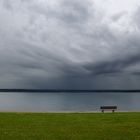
[94,0,140,32]
[94,0,140,15]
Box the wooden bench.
[100,106,117,113]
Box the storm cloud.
[0,0,140,89]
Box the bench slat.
[100,106,117,109]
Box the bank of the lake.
[0,112,140,140]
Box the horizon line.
[0,89,140,92]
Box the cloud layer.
[0,0,140,89]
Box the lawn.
[0,112,140,140]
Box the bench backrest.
[100,106,117,110]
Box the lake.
[0,92,140,112]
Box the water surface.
[0,92,139,112]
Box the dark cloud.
[58,0,93,24]
[111,12,127,22]
[134,7,140,30]
[0,0,140,89]
[84,53,140,75]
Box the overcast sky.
[0,0,140,89]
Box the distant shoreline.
[0,89,140,92]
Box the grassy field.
[0,112,140,140]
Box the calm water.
[0,92,140,112]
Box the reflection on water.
[0,92,139,112]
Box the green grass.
[0,112,140,140]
